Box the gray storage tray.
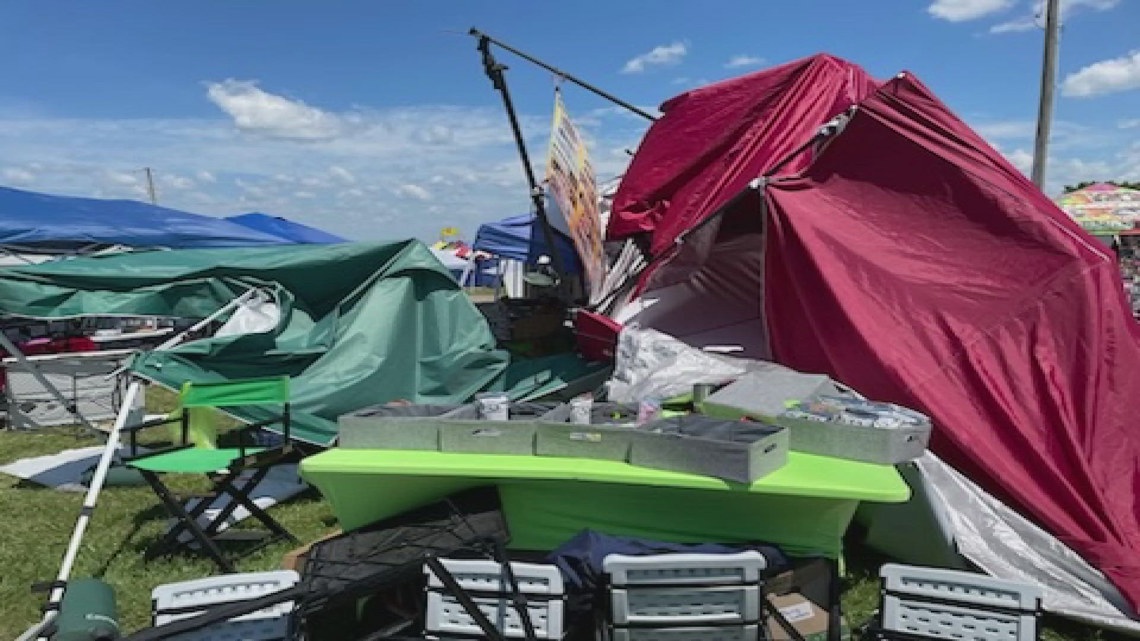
[536,403,640,461]
[438,402,562,455]
[628,416,788,484]
[700,367,839,419]
[707,392,931,465]
[774,396,931,464]
[337,403,478,450]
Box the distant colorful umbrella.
[1056,183,1140,236]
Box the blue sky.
[1,0,1137,242]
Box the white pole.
[16,288,263,641]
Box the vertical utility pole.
[144,167,158,205]
[1031,0,1061,189]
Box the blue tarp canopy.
[0,186,288,250]
[473,213,581,273]
[226,213,345,244]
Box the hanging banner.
[545,91,605,296]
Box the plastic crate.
[151,570,299,640]
[609,624,760,641]
[424,558,567,640]
[880,564,1041,641]
[425,558,565,595]
[610,585,760,625]
[604,552,766,587]
[425,591,564,640]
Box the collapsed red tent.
[608,54,1140,614]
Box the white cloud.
[196,170,217,183]
[394,183,431,201]
[621,42,688,74]
[106,169,141,186]
[973,119,1037,140]
[2,166,35,184]
[991,0,1121,34]
[0,98,646,242]
[928,0,1014,22]
[418,125,454,145]
[329,165,356,184]
[1062,51,1140,97]
[999,146,1138,195]
[1003,148,1036,174]
[725,55,765,69]
[161,173,195,190]
[205,79,351,141]
[989,15,1037,32]
[1121,119,1140,129]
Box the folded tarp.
[0,240,518,445]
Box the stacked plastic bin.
[424,558,567,640]
[602,552,767,641]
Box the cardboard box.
[765,559,848,641]
[281,529,341,573]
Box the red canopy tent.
[606,54,1140,619]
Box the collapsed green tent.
[0,240,592,444]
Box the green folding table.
[300,449,910,559]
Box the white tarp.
[915,452,1140,635]
[607,326,764,402]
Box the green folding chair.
[122,376,299,572]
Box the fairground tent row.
[600,53,1140,631]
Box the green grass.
[0,390,337,638]
[0,392,1120,638]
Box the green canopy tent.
[0,240,599,445]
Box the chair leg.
[152,479,225,557]
[199,470,260,539]
[214,468,299,545]
[140,470,235,573]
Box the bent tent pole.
[468,29,658,123]
[17,288,261,641]
[0,330,99,434]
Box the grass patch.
[0,388,336,638]
[0,390,1123,638]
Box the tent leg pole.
[0,332,98,434]
[20,289,263,640]
[19,380,142,641]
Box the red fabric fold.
[610,56,1140,613]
